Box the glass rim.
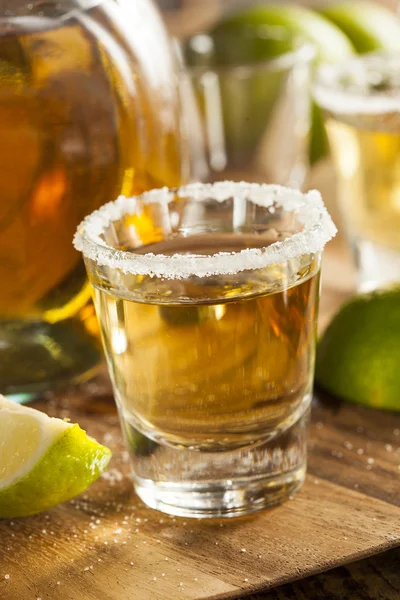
[314,52,400,115]
[183,35,315,76]
[74,182,337,280]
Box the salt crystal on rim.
[73,182,336,280]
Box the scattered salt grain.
[244,578,249,582]
[4,575,10,580]
[357,449,364,455]
[241,548,246,553]
[385,444,393,452]
[344,441,353,450]
[367,458,375,464]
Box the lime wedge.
[0,396,112,518]
[315,287,400,411]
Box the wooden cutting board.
[1,241,400,600]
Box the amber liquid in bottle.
[0,0,183,394]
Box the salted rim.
[73,182,337,279]
[314,54,400,116]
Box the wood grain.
[0,241,400,600]
[251,546,400,600]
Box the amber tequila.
[75,182,336,517]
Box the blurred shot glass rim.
[182,27,316,75]
[313,52,400,115]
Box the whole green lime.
[316,287,400,411]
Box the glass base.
[134,466,306,519]
[354,239,400,292]
[124,406,310,519]
[1,315,101,398]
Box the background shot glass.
[182,27,314,187]
[75,182,336,518]
[315,54,400,291]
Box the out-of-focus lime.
[215,4,354,62]
[315,288,400,411]
[318,1,400,54]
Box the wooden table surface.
[251,546,400,600]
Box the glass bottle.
[0,0,185,400]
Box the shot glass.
[182,27,314,187]
[74,182,336,518]
[315,54,400,291]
